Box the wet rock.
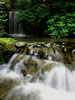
[13,55,38,76]
[15,42,27,53]
[20,55,46,76]
[15,42,27,49]
[0,80,19,99]
[60,44,75,64]
[34,49,48,59]
[45,43,51,48]
[25,66,38,75]
[50,47,64,62]
[23,56,38,68]
[9,53,24,70]
[41,62,55,73]
[30,42,46,48]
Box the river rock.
[0,80,19,99]
[15,42,27,49]
[41,61,55,73]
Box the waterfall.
[0,46,75,100]
[9,11,25,37]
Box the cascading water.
[0,43,75,100]
[9,11,25,37]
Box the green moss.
[0,38,16,49]
[0,38,16,44]
[0,38,17,64]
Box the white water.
[5,83,75,100]
[0,53,75,100]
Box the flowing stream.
[0,44,75,100]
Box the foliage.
[0,1,8,37]
[16,0,32,10]
[16,6,49,35]
[50,2,75,14]
[16,1,75,37]
[0,38,17,64]
[0,38,17,44]
[0,0,74,38]
[0,0,11,10]
[0,38,16,53]
[46,12,75,38]
[17,6,49,23]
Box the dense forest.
[0,0,75,38]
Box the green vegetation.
[46,12,75,38]
[0,38,16,45]
[16,6,49,35]
[0,0,75,38]
[16,0,32,9]
[50,2,75,14]
[0,1,8,37]
[0,38,17,64]
[16,1,75,38]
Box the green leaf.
[57,21,65,27]
[47,19,54,24]
[73,32,75,34]
[49,26,55,31]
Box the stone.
[41,62,54,73]
[15,42,27,49]
[0,80,19,99]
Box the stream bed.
[0,38,75,100]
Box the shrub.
[45,12,75,38]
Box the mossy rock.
[0,38,17,64]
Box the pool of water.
[13,37,75,43]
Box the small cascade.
[4,83,75,100]
[44,65,75,92]
[9,11,25,37]
[0,42,75,100]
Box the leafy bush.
[0,1,8,37]
[46,12,75,38]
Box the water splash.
[5,83,75,100]
[44,64,75,92]
[0,52,75,100]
